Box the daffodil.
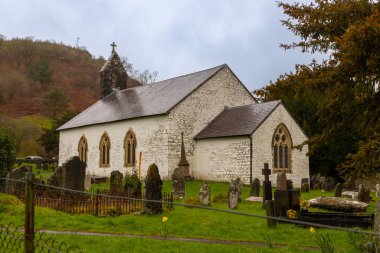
[162,216,168,223]
[310,227,315,233]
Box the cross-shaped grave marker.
[262,163,271,182]
[262,163,273,208]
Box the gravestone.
[178,132,190,178]
[334,183,343,197]
[124,171,142,198]
[276,171,287,191]
[5,166,29,195]
[36,160,41,170]
[62,156,86,191]
[262,163,273,208]
[374,201,380,238]
[376,184,380,198]
[171,168,185,198]
[286,180,293,190]
[250,178,260,197]
[358,184,371,203]
[323,177,335,191]
[47,166,63,187]
[199,182,210,206]
[228,181,239,209]
[110,170,124,196]
[84,173,91,190]
[230,178,243,202]
[144,163,163,214]
[43,162,48,170]
[301,178,309,192]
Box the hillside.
[0,38,140,117]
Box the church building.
[58,46,309,186]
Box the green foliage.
[42,88,70,119]
[124,170,142,197]
[314,232,335,253]
[256,0,380,177]
[27,59,52,84]
[39,112,76,157]
[0,128,16,189]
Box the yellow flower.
[310,227,315,233]
[162,216,168,223]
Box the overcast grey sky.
[0,0,322,91]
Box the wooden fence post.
[24,168,35,253]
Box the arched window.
[124,129,137,167]
[272,123,292,173]
[78,135,88,164]
[99,132,110,167]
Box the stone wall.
[251,103,309,188]
[193,137,251,183]
[166,66,256,175]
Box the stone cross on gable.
[262,163,271,182]
[110,42,117,52]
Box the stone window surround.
[272,123,293,173]
[124,129,137,167]
[99,132,111,168]
[77,135,88,164]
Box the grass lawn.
[0,180,377,252]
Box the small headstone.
[276,171,287,191]
[36,160,41,170]
[43,162,48,170]
[376,184,380,198]
[61,156,86,191]
[286,180,293,190]
[230,178,243,202]
[334,183,343,197]
[84,173,91,190]
[171,168,185,198]
[228,181,239,209]
[250,178,260,197]
[110,170,124,196]
[374,201,380,237]
[199,182,210,206]
[144,164,163,214]
[5,166,28,195]
[358,184,371,203]
[301,182,310,192]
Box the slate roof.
[58,64,226,130]
[194,101,281,140]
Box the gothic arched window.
[272,123,292,172]
[78,135,88,164]
[99,132,111,167]
[124,130,137,167]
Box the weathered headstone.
[301,178,310,192]
[230,178,243,202]
[36,160,41,170]
[250,178,260,197]
[47,166,63,187]
[43,162,48,170]
[84,173,91,190]
[110,170,124,196]
[376,184,380,198]
[374,201,380,237]
[323,177,336,191]
[358,184,371,203]
[171,168,185,198]
[61,156,86,191]
[228,181,239,209]
[144,163,162,214]
[199,182,210,206]
[5,166,28,195]
[262,163,272,208]
[334,183,343,197]
[276,171,287,191]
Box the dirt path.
[41,229,319,251]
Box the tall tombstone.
[334,183,343,197]
[286,180,293,191]
[144,163,163,214]
[358,184,371,203]
[84,173,92,190]
[171,168,185,198]
[301,178,310,192]
[274,171,290,217]
[5,166,29,195]
[199,182,210,206]
[262,163,273,208]
[228,181,239,209]
[62,156,86,191]
[47,166,64,187]
[276,172,287,191]
[250,178,260,197]
[110,171,124,196]
[230,177,243,202]
[178,132,190,178]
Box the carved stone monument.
[171,168,185,198]
[199,182,210,206]
[262,163,273,208]
[178,132,190,179]
[144,164,163,214]
[276,171,287,191]
[228,181,239,209]
[250,178,260,197]
[110,170,124,196]
[358,184,371,203]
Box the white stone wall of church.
[58,115,171,179]
[193,137,251,183]
[251,104,309,188]
[167,66,256,176]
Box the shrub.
[0,128,16,189]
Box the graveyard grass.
[0,180,377,253]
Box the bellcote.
[99,42,128,98]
